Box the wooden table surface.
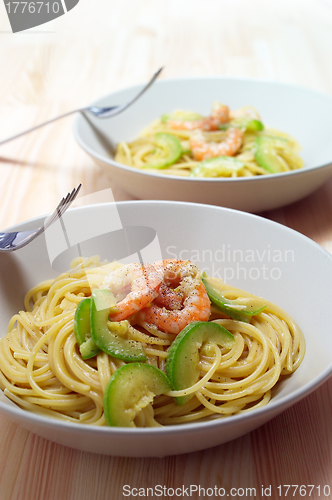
[1,0,332,498]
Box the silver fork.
[0,68,163,146]
[0,184,81,252]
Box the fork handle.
[0,108,88,146]
[1,68,163,145]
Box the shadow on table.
[262,176,332,246]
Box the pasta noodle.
[115,104,304,178]
[0,257,305,427]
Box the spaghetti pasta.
[0,257,305,427]
[115,104,303,177]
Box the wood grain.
[1,0,332,498]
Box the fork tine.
[43,197,68,231]
[66,184,82,205]
[55,189,76,220]
[58,184,81,216]
[53,184,81,220]
[57,187,77,212]
[43,184,81,231]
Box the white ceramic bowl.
[74,77,332,213]
[1,201,332,457]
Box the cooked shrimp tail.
[102,263,162,322]
[138,260,211,334]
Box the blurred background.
[1,1,332,498]
[1,0,332,228]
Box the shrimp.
[101,263,163,322]
[152,259,197,311]
[153,259,200,286]
[154,282,183,310]
[137,260,211,334]
[167,104,230,131]
[190,127,244,161]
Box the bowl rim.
[73,75,332,183]
[1,199,332,436]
